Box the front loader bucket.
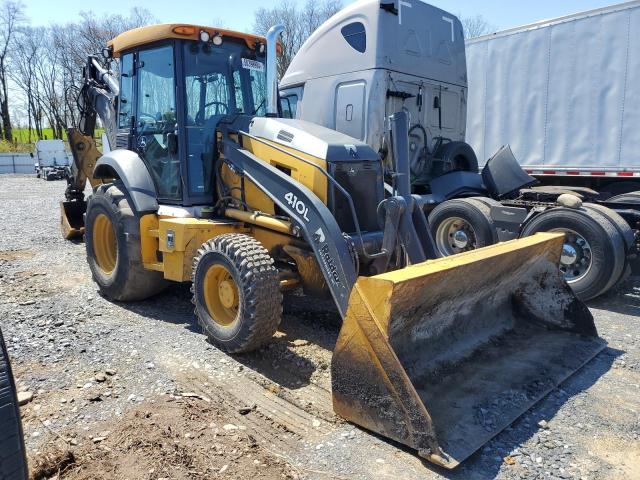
[60,200,87,240]
[332,232,605,469]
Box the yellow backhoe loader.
[60,22,605,468]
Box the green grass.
[1,128,105,153]
[12,128,63,143]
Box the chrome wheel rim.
[551,228,593,283]
[435,217,478,255]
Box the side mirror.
[281,97,293,118]
[167,132,178,155]
[29,152,34,158]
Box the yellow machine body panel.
[140,215,245,282]
[220,133,329,216]
[242,135,329,204]
[331,232,605,468]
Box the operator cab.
[110,24,268,206]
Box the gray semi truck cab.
[280,0,639,302]
[279,0,476,189]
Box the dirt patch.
[0,249,34,262]
[588,434,640,479]
[28,397,299,480]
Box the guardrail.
[0,154,34,174]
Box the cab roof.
[107,24,266,57]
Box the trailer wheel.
[192,234,282,353]
[85,182,167,301]
[0,328,28,480]
[429,198,497,256]
[520,207,625,300]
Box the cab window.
[118,53,134,129]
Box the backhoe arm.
[62,56,118,239]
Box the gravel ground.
[0,174,639,480]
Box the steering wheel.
[137,112,159,130]
[195,102,229,125]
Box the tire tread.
[191,234,282,353]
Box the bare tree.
[253,0,342,78]
[460,14,495,39]
[0,0,25,141]
[9,7,155,140]
[9,27,43,141]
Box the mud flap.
[331,232,605,468]
[60,200,86,239]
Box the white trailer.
[466,1,640,196]
[33,140,71,180]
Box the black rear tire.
[85,182,167,301]
[520,207,625,300]
[428,198,497,256]
[582,203,634,290]
[607,191,640,204]
[582,203,635,250]
[0,328,28,480]
[192,234,282,353]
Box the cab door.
[135,44,182,202]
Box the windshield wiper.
[252,99,265,115]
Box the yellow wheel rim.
[93,213,117,274]
[203,264,240,326]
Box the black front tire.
[0,328,28,480]
[192,234,282,353]
[428,198,498,256]
[520,207,625,300]
[85,182,167,301]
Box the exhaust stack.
[266,24,284,116]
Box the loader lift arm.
[220,129,358,315]
[219,112,439,316]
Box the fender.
[93,149,159,214]
[428,170,489,203]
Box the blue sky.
[23,0,619,32]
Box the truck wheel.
[0,328,28,480]
[85,182,167,301]
[520,207,625,300]
[434,141,479,173]
[192,234,282,353]
[583,203,634,290]
[428,198,497,256]
[607,191,640,204]
[582,203,635,250]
